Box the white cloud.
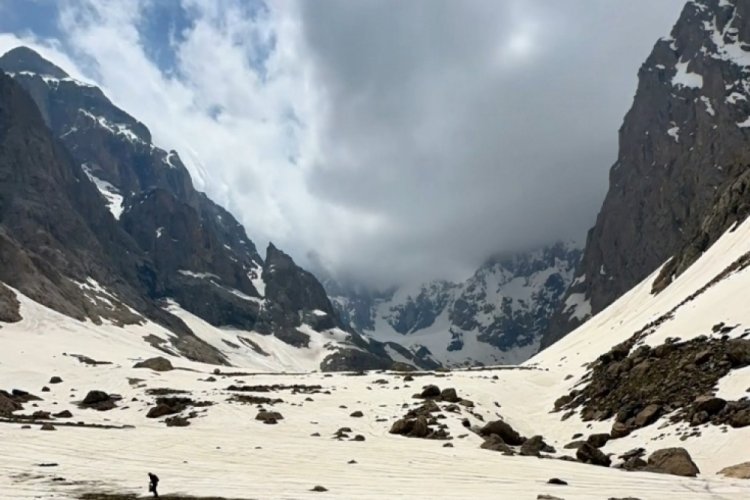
[49,0,355,262]
[0,0,688,289]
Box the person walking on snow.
[148,472,159,498]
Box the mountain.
[326,242,580,368]
[0,46,404,371]
[542,0,750,348]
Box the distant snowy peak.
[328,242,581,368]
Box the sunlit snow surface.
[1,220,750,497]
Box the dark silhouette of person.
[148,472,159,498]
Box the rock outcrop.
[554,334,750,434]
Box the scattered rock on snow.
[79,390,117,411]
[480,435,514,454]
[717,461,750,479]
[0,391,22,415]
[256,410,283,424]
[419,385,441,399]
[133,356,174,372]
[576,442,611,467]
[647,447,699,477]
[586,433,610,448]
[165,415,190,427]
[479,419,525,446]
[440,388,460,403]
[520,435,555,456]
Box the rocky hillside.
[327,243,580,367]
[543,0,750,348]
[0,46,404,371]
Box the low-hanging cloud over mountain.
[0,0,685,288]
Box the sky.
[0,0,687,288]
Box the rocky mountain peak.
[0,46,69,79]
[0,47,401,371]
[542,0,750,349]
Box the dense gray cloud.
[296,0,686,285]
[0,0,687,289]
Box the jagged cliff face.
[328,243,580,367]
[0,70,226,364]
[0,47,400,371]
[543,0,750,348]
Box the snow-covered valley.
[2,215,750,498]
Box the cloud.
[0,0,687,289]
[296,0,686,285]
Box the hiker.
[148,472,159,498]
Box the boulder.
[0,392,21,415]
[80,390,116,411]
[633,404,661,428]
[693,395,726,415]
[729,409,750,428]
[611,421,630,438]
[647,447,699,477]
[717,461,750,479]
[165,415,190,427]
[726,340,750,367]
[440,388,460,403]
[576,442,611,467]
[40,423,56,431]
[420,385,441,399]
[256,411,283,423]
[553,394,573,410]
[479,419,524,446]
[520,435,555,456]
[621,457,648,471]
[350,410,364,418]
[547,478,568,485]
[480,434,514,454]
[691,411,709,426]
[411,416,429,438]
[586,433,611,448]
[147,403,177,419]
[390,418,413,435]
[133,357,174,372]
[52,410,72,419]
[49,376,63,384]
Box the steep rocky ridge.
[0,71,225,364]
[0,47,398,371]
[543,0,750,348]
